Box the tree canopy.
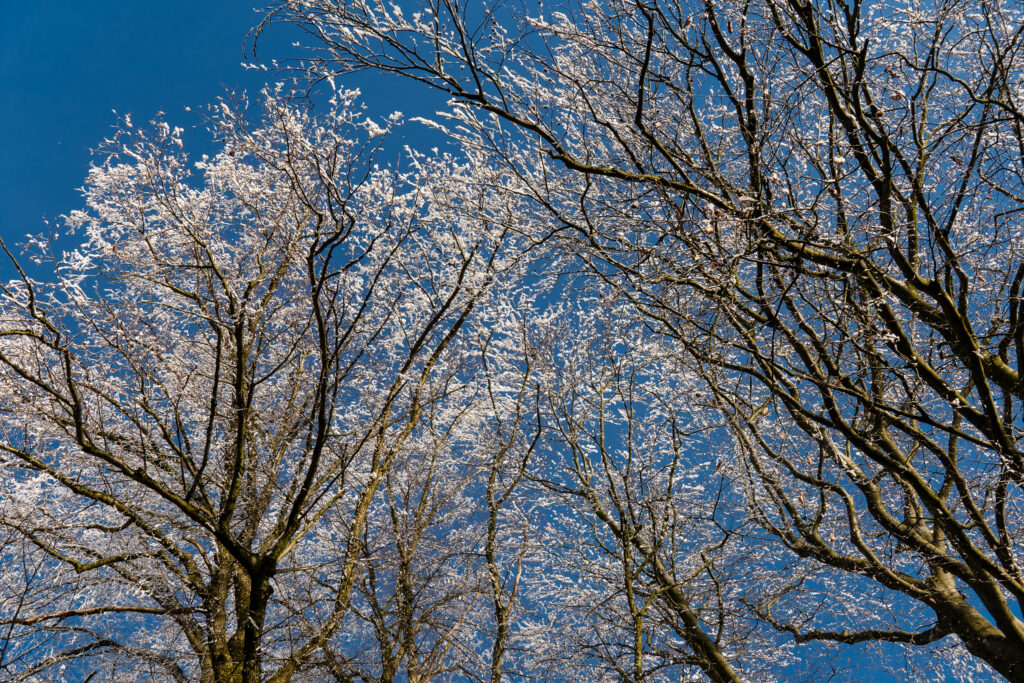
[2,0,1023,680]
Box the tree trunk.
[240,572,273,683]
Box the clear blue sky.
[0,2,436,255]
[1,2,272,249]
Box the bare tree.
[524,294,752,681]
[261,0,1024,678]
[5,0,1022,677]
[0,89,519,682]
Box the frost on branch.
[257,0,1024,679]
[0,88,530,682]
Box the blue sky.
[1,2,273,249]
[0,1,437,256]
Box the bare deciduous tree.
[0,90,519,682]
[260,0,1024,678]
